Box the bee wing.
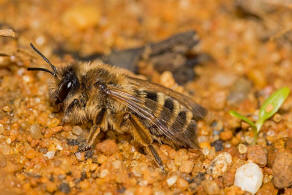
[127,76,207,120]
[107,85,202,148]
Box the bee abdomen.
[137,89,195,128]
[137,90,176,121]
[159,97,175,123]
[157,95,193,132]
[157,95,197,147]
[136,89,198,147]
[180,120,198,148]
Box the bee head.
[28,43,80,106]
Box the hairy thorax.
[61,64,131,127]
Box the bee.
[28,43,207,171]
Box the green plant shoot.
[229,110,255,128]
[229,87,290,140]
[255,87,290,133]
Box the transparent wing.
[106,85,200,148]
[127,76,207,120]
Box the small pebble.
[45,126,63,137]
[0,28,16,37]
[26,150,36,159]
[2,105,10,112]
[273,114,282,123]
[202,180,220,195]
[224,186,244,194]
[208,152,232,177]
[112,160,122,169]
[245,136,254,145]
[220,130,233,141]
[176,178,188,190]
[166,175,177,187]
[135,186,152,195]
[75,152,82,161]
[212,72,236,87]
[263,174,272,184]
[211,120,223,132]
[46,182,57,193]
[198,136,208,143]
[89,163,98,172]
[179,160,194,173]
[256,182,277,195]
[6,138,11,144]
[35,35,45,45]
[67,139,79,146]
[0,124,4,134]
[247,69,266,88]
[58,183,71,194]
[29,124,42,139]
[22,75,32,83]
[72,126,83,135]
[223,167,236,187]
[154,191,165,195]
[210,91,226,110]
[211,140,224,152]
[139,180,148,186]
[97,154,107,164]
[202,147,210,156]
[272,151,292,188]
[100,169,109,178]
[55,143,63,151]
[234,162,263,194]
[0,143,11,155]
[160,71,176,88]
[80,180,90,189]
[0,154,6,168]
[174,149,188,166]
[44,151,55,159]
[124,190,134,195]
[247,145,267,167]
[227,78,252,105]
[238,144,247,154]
[96,139,118,155]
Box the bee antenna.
[27,67,56,76]
[29,43,58,77]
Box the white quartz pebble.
[234,162,263,194]
[166,175,177,186]
[208,152,232,177]
[44,151,55,159]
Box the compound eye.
[56,81,72,104]
[67,81,72,88]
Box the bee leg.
[78,144,91,152]
[147,144,166,174]
[78,108,106,152]
[77,125,100,152]
[129,114,166,173]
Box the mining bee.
[28,43,207,171]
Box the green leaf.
[229,110,255,127]
[256,87,290,132]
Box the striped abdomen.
[135,89,199,148]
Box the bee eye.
[55,68,79,105]
[56,80,77,104]
[67,82,72,88]
[56,81,72,104]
